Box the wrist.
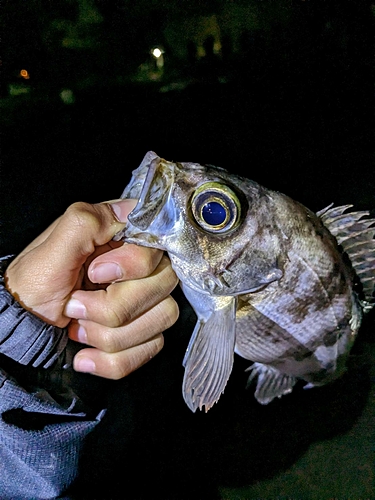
[0,255,68,368]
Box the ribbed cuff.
[0,255,68,368]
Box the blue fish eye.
[201,202,227,226]
[191,182,241,234]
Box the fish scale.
[115,152,375,412]
[235,303,308,363]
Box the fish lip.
[122,233,166,251]
[128,157,160,226]
[120,151,159,200]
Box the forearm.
[0,256,104,499]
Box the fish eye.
[191,182,241,233]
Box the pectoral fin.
[182,297,236,412]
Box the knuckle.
[161,266,179,292]
[121,246,160,279]
[151,333,164,353]
[107,336,164,380]
[106,355,131,380]
[159,296,179,329]
[137,336,164,365]
[98,328,120,353]
[64,202,102,233]
[102,304,126,328]
[138,256,157,277]
[65,201,91,222]
[150,272,178,303]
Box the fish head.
[116,152,284,295]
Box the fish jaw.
[127,155,175,231]
[114,152,182,249]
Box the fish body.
[115,152,375,412]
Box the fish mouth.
[128,153,175,229]
[114,152,177,245]
[128,156,163,230]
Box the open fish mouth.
[127,156,164,230]
[114,152,177,244]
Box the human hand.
[5,200,179,378]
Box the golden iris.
[191,182,241,233]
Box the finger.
[15,218,62,256]
[72,334,164,379]
[88,244,163,284]
[68,295,179,352]
[65,255,178,327]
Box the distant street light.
[151,47,164,70]
[152,48,163,59]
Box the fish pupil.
[202,202,227,226]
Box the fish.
[114,151,375,412]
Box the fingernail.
[65,298,87,319]
[76,325,88,344]
[109,202,125,221]
[108,200,137,222]
[90,262,123,283]
[74,356,96,373]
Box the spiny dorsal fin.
[317,204,375,307]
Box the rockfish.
[115,152,375,412]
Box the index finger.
[88,243,163,283]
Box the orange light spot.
[20,69,30,79]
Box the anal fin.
[246,362,297,405]
[182,297,236,412]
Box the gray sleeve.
[0,370,105,499]
[0,255,68,367]
[0,255,105,499]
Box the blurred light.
[152,48,163,59]
[9,84,30,96]
[20,69,30,80]
[60,89,75,105]
[197,46,205,59]
[213,41,221,54]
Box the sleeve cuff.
[0,255,68,368]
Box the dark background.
[1,1,375,498]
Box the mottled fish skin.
[115,152,374,411]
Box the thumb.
[48,200,135,272]
[23,200,136,284]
